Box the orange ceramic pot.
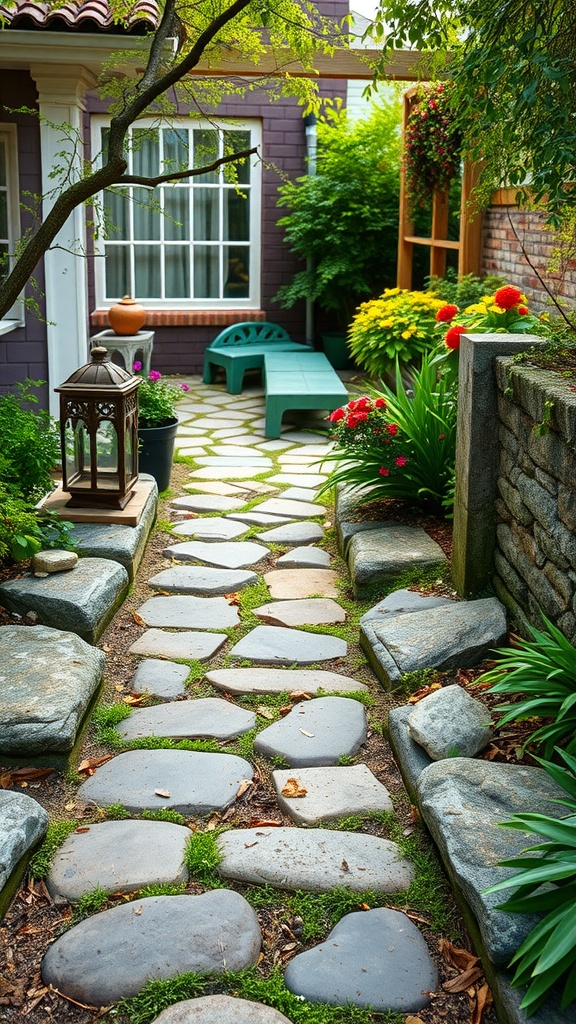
[108,296,147,336]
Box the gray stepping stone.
[218,827,413,892]
[181,481,248,497]
[177,447,207,457]
[254,696,365,766]
[230,626,346,665]
[129,629,227,661]
[280,487,319,502]
[171,494,243,513]
[0,790,48,891]
[191,417,251,430]
[0,557,129,645]
[276,547,331,569]
[208,410,252,421]
[0,624,105,757]
[418,759,568,967]
[348,525,448,599]
[284,907,437,1012]
[361,597,507,688]
[281,431,330,444]
[41,890,260,1006]
[285,444,334,456]
[162,541,269,570]
[254,498,326,519]
[46,820,190,902]
[116,698,256,741]
[269,473,328,488]
[227,511,292,526]
[148,567,258,595]
[78,749,254,814]
[209,445,272,457]
[136,596,239,629]
[408,684,494,760]
[256,439,295,451]
[131,659,189,700]
[360,588,455,627]
[205,668,367,695]
[263,569,339,599]
[151,995,294,1023]
[253,599,345,627]
[194,456,272,468]
[273,764,393,825]
[170,518,248,541]
[189,467,271,480]
[255,522,324,545]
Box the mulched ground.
[0,472,525,1024]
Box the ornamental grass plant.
[347,288,445,378]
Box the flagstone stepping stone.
[177,447,208,457]
[116,698,256,741]
[348,525,448,599]
[229,626,346,665]
[255,522,324,545]
[171,494,243,513]
[277,454,320,464]
[41,890,261,1005]
[284,907,437,1012]
[195,456,272,469]
[210,431,262,443]
[170,518,248,541]
[388,706,433,803]
[227,511,293,526]
[176,426,206,435]
[286,443,334,456]
[209,445,271,458]
[46,820,191,902]
[129,629,227,661]
[0,557,129,645]
[269,473,328,488]
[408,684,494,760]
[78,749,254,814]
[209,410,252,421]
[0,624,105,758]
[254,696,365,766]
[263,569,338,599]
[218,827,413,892]
[162,541,269,570]
[282,431,330,444]
[131,659,189,699]
[151,995,295,1023]
[273,764,393,825]
[148,567,258,595]
[0,790,48,891]
[276,546,331,569]
[190,466,272,480]
[280,487,319,502]
[136,596,239,630]
[254,498,326,519]
[182,481,248,497]
[253,599,345,627]
[205,668,367,695]
[256,439,295,451]
[191,417,250,430]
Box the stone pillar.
[452,333,545,597]
[30,65,96,417]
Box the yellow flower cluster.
[348,288,445,378]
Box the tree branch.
[118,146,257,186]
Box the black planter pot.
[321,332,354,371]
[137,417,178,492]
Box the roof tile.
[0,0,158,32]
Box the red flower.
[374,397,386,409]
[444,325,467,350]
[379,467,390,476]
[355,411,369,423]
[329,407,345,422]
[436,304,459,323]
[439,433,445,440]
[346,414,359,428]
[355,397,371,411]
[518,305,529,315]
[387,423,398,436]
[347,400,357,411]
[494,285,523,310]
[395,455,407,467]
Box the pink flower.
[379,467,390,476]
[149,370,162,381]
[133,361,142,372]
[180,383,190,392]
[395,455,407,467]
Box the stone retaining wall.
[493,357,576,638]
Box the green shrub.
[485,748,576,1016]
[0,380,59,502]
[0,482,42,562]
[347,288,443,377]
[477,617,576,758]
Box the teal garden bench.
[263,350,349,438]
[202,321,307,394]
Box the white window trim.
[0,123,25,331]
[91,115,262,310]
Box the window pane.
[194,189,219,241]
[105,245,131,299]
[163,128,189,173]
[194,245,219,298]
[0,192,7,240]
[224,130,251,184]
[132,129,159,178]
[164,189,190,241]
[224,246,249,298]
[103,189,129,239]
[135,244,161,298]
[224,189,249,241]
[133,187,160,241]
[193,129,219,183]
[0,141,6,188]
[165,245,189,298]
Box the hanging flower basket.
[404,83,462,213]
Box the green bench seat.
[263,350,349,438]
[202,321,307,394]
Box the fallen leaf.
[443,965,484,993]
[154,789,170,798]
[256,706,276,720]
[359,903,370,911]
[288,690,312,701]
[64,801,75,811]
[133,906,142,916]
[0,767,53,789]
[299,728,315,737]
[409,805,421,824]
[471,982,493,1024]
[236,779,253,799]
[282,942,297,952]
[407,682,442,704]
[341,859,350,872]
[247,818,282,827]
[75,827,91,834]
[281,778,308,798]
[224,592,241,605]
[279,706,292,716]
[77,754,114,775]
[405,1017,425,1024]
[124,694,146,706]
[244,841,259,848]
[440,939,480,972]
[132,612,146,627]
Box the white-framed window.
[92,117,261,309]
[0,123,24,332]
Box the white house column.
[30,65,96,417]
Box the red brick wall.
[482,205,576,313]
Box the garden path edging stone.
[0,790,48,899]
[70,474,158,581]
[348,524,448,598]
[408,684,494,759]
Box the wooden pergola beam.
[193,47,434,82]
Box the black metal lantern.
[56,347,141,509]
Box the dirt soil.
[0,474,513,1024]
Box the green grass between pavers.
[184,830,226,887]
[103,805,187,825]
[113,966,404,1024]
[138,882,186,898]
[28,820,79,879]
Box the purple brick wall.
[0,72,49,405]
